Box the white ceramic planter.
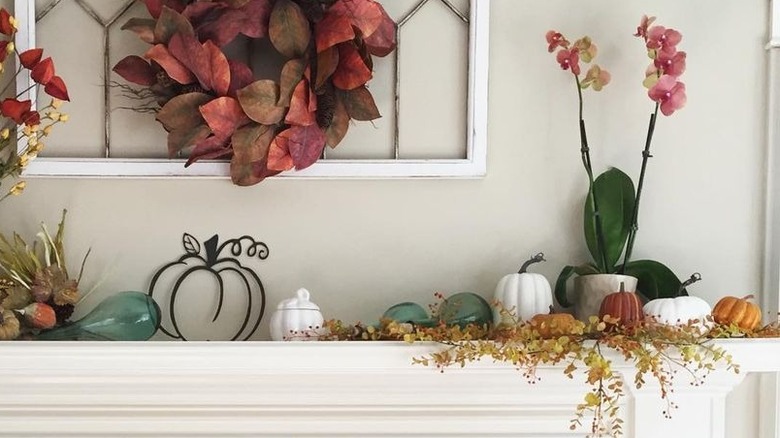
[573,274,638,321]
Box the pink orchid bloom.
[556,48,581,75]
[574,37,598,63]
[646,26,682,54]
[654,50,686,77]
[648,74,686,116]
[581,65,611,91]
[546,30,569,53]
[634,15,656,39]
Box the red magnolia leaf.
[204,41,231,96]
[1,99,32,124]
[228,60,254,96]
[330,0,383,38]
[364,6,396,57]
[199,96,250,138]
[44,76,70,102]
[19,49,43,69]
[230,158,280,186]
[232,124,274,164]
[121,18,157,44]
[154,7,194,44]
[278,58,306,106]
[156,92,213,131]
[31,58,55,86]
[0,9,13,36]
[268,0,311,58]
[285,79,316,126]
[287,124,326,170]
[325,95,349,148]
[341,86,380,121]
[186,134,232,166]
[267,131,294,172]
[315,13,354,53]
[237,79,286,125]
[141,0,188,19]
[315,46,339,89]
[167,33,210,86]
[184,0,271,47]
[145,44,195,84]
[22,110,41,126]
[168,124,210,157]
[113,56,157,86]
[332,43,372,90]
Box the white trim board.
[13,0,490,179]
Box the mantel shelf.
[0,340,778,437]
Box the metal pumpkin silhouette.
[149,233,268,341]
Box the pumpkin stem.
[678,272,702,294]
[203,235,220,266]
[519,252,545,274]
[743,294,755,301]
[548,305,555,315]
[619,281,625,293]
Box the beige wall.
[0,1,770,434]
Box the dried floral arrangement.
[0,8,69,200]
[320,293,780,438]
[113,0,397,186]
[0,210,90,340]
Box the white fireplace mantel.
[0,340,778,438]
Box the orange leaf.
[145,44,195,84]
[267,131,294,171]
[341,85,380,121]
[156,92,213,131]
[364,6,396,57]
[199,96,249,138]
[278,58,307,106]
[325,95,349,148]
[315,46,339,89]
[285,79,316,126]
[167,124,211,157]
[154,6,194,44]
[237,80,286,125]
[330,0,383,38]
[268,0,311,58]
[315,13,354,53]
[204,40,231,96]
[121,18,157,44]
[332,43,372,90]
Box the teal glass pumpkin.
[382,302,435,326]
[36,291,161,341]
[438,293,492,328]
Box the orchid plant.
[550,16,690,306]
[0,8,69,201]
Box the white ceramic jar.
[269,288,325,341]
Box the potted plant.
[548,16,690,320]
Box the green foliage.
[584,168,635,272]
[623,260,685,300]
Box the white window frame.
[14,0,489,179]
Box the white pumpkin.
[270,288,325,341]
[493,253,553,325]
[643,296,712,326]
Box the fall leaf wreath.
[113,0,397,186]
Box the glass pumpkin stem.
[518,252,546,273]
[678,272,702,294]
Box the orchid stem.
[621,102,660,273]
[576,74,609,272]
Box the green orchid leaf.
[584,167,635,273]
[555,263,600,308]
[623,260,684,301]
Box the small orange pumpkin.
[599,282,644,326]
[530,307,578,338]
[712,295,762,330]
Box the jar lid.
[276,288,321,311]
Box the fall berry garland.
[114,0,397,186]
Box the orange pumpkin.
[712,295,762,330]
[530,312,578,338]
[599,282,644,326]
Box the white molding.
[763,3,780,438]
[14,0,490,179]
[0,340,776,437]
